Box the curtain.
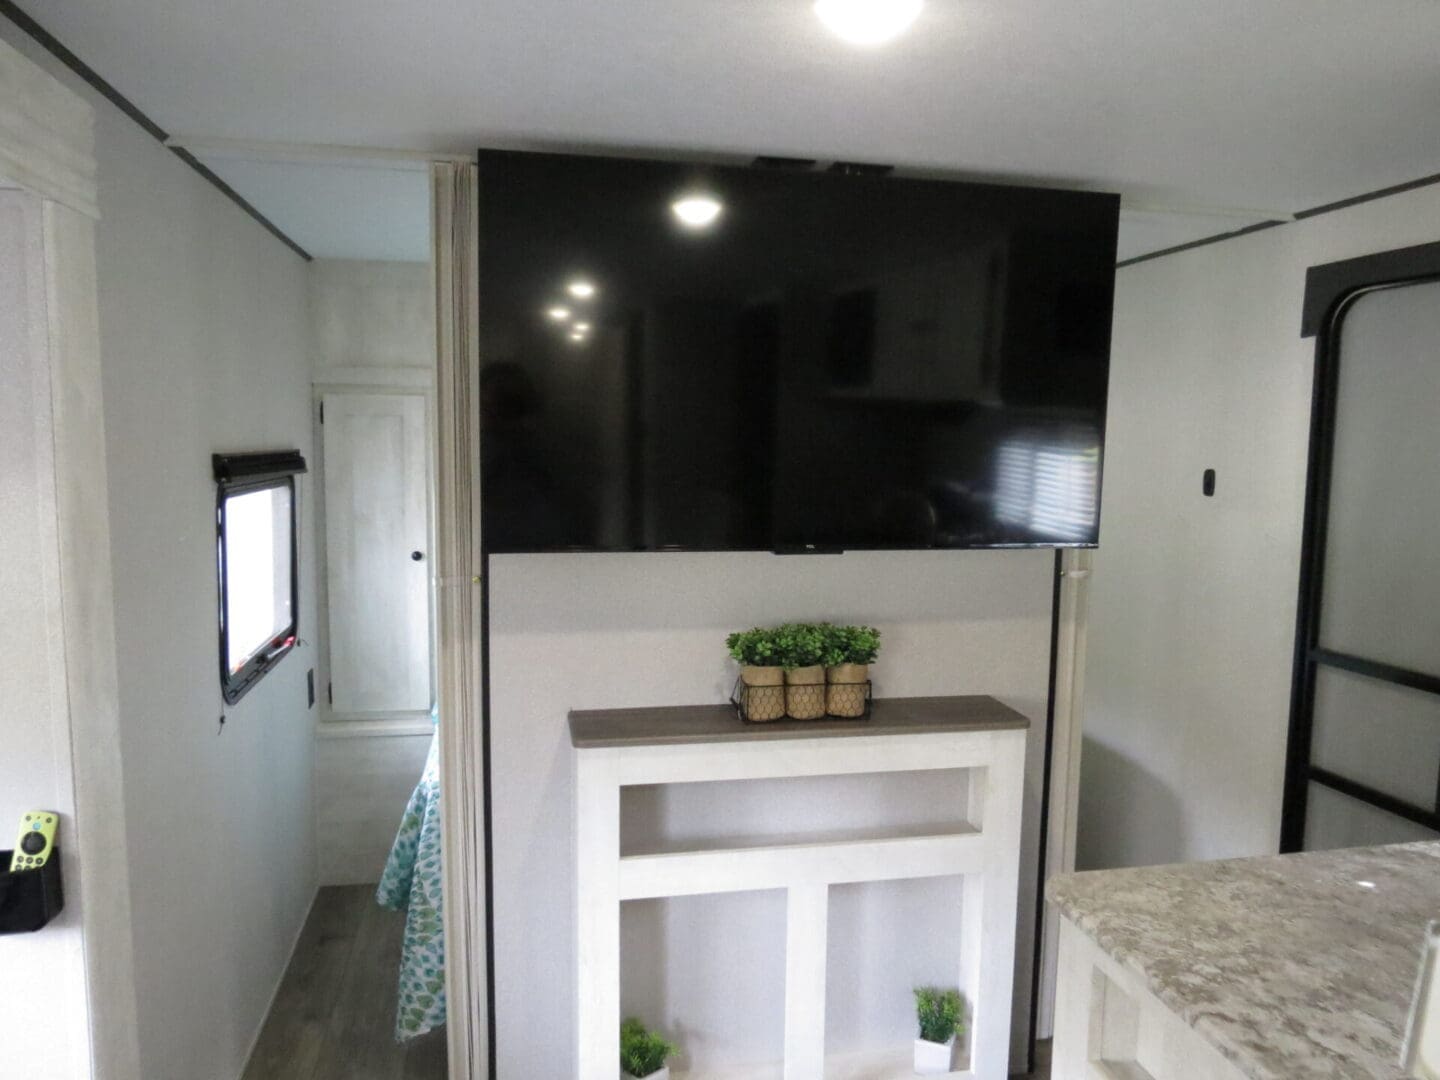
[431,159,487,1077]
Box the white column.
[783,882,830,1079]
[966,732,1026,1080]
[576,752,622,1080]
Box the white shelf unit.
[573,706,1027,1080]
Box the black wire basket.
[731,678,872,723]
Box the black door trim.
[1311,648,1440,698]
[1280,247,1440,852]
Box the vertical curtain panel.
[431,160,487,1077]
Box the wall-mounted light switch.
[1203,469,1216,497]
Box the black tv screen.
[478,149,1118,552]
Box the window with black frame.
[214,451,307,704]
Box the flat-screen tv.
[477,149,1119,553]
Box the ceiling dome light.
[567,280,596,299]
[671,194,724,230]
[814,0,923,46]
[547,306,572,321]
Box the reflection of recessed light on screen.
[574,322,591,333]
[671,194,724,230]
[547,306,572,321]
[567,280,596,299]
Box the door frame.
[1280,240,1440,851]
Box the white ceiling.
[196,155,431,262]
[18,0,1440,261]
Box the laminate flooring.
[243,887,1048,1080]
[241,886,446,1080]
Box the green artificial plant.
[770,622,829,670]
[726,627,781,668]
[620,1017,677,1078]
[914,986,965,1044]
[821,624,882,667]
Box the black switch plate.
[1203,469,1216,497]
[307,669,315,708]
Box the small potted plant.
[913,986,964,1075]
[621,1016,677,1080]
[726,626,786,722]
[823,625,880,718]
[774,622,828,720]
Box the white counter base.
[1052,920,1244,1080]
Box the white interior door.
[322,391,432,716]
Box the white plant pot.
[622,1069,669,1080]
[913,1035,955,1075]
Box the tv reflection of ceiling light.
[547,306,572,321]
[567,280,596,299]
[671,194,724,229]
[574,322,591,332]
[814,0,923,46]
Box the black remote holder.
[0,846,64,934]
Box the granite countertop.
[1047,841,1440,1079]
[569,695,1028,748]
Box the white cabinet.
[320,391,432,719]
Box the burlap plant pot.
[739,665,786,722]
[825,662,869,717]
[784,664,826,719]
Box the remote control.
[9,811,58,873]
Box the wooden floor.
[245,887,1046,1080]
[242,885,447,1080]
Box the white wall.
[309,257,437,885]
[490,549,1054,1077]
[1078,182,1440,870]
[310,257,433,374]
[0,22,321,1079]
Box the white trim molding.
[1036,548,1094,1039]
[0,36,140,1080]
[165,135,474,169]
[317,717,437,739]
[313,364,436,390]
[0,36,97,218]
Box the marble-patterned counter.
[1046,841,1440,1079]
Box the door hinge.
[327,681,333,705]
[318,400,324,424]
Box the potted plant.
[775,622,828,719]
[621,1017,677,1080]
[913,986,964,1075]
[726,627,786,722]
[823,625,880,718]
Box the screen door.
[1283,273,1440,851]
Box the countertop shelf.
[572,693,1029,1080]
[568,694,1029,748]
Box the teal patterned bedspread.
[376,728,446,1041]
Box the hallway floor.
[242,885,447,1080]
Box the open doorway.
[195,150,450,1080]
